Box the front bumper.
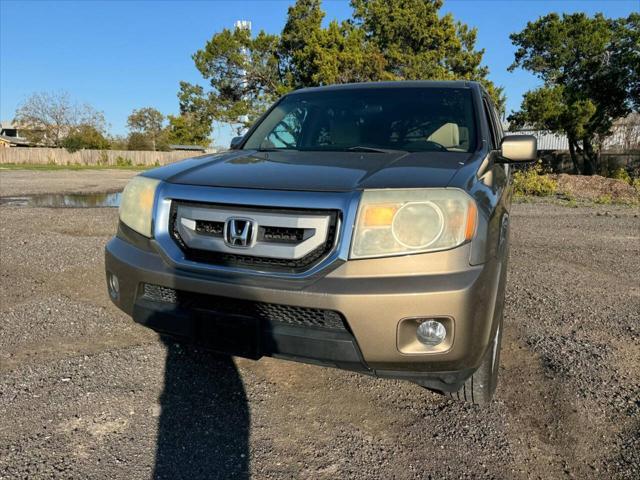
[106,227,502,391]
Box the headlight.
[350,189,477,259]
[119,176,160,237]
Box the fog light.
[416,320,446,346]
[107,273,119,300]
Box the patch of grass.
[114,156,133,167]
[0,162,149,171]
[594,194,613,205]
[557,191,575,202]
[594,194,639,206]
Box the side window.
[482,99,498,149]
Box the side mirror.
[499,135,537,162]
[230,136,244,150]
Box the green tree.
[155,129,173,152]
[508,12,639,175]
[350,0,502,103]
[108,135,129,151]
[177,26,283,133]
[126,107,165,151]
[179,0,502,131]
[127,132,154,151]
[307,20,390,84]
[172,82,215,144]
[61,124,110,152]
[280,0,325,86]
[166,113,211,147]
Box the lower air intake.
[140,283,347,331]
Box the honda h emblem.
[224,217,255,248]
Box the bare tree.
[13,91,106,147]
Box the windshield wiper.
[256,147,298,152]
[346,146,408,154]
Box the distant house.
[0,121,30,147]
[0,121,19,137]
[169,144,207,153]
[0,135,30,148]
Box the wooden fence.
[0,147,205,167]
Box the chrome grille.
[262,226,305,243]
[169,200,339,273]
[195,220,224,236]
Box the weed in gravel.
[556,192,580,207]
[595,194,613,205]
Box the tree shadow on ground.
[154,338,250,480]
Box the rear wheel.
[448,318,503,405]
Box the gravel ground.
[0,169,137,196]
[0,170,638,479]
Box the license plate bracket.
[193,310,262,359]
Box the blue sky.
[1,0,637,146]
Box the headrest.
[428,123,460,148]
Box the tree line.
[12,0,638,175]
[177,0,504,133]
[12,93,210,153]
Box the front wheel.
[448,318,503,405]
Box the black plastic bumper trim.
[132,299,367,370]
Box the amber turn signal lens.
[363,205,397,227]
[464,201,477,240]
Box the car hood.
[146,150,471,192]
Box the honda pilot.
[105,81,536,404]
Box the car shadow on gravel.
[154,338,250,480]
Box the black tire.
[448,317,503,405]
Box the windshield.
[243,87,477,153]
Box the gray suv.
[105,81,536,404]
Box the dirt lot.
[0,170,638,479]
